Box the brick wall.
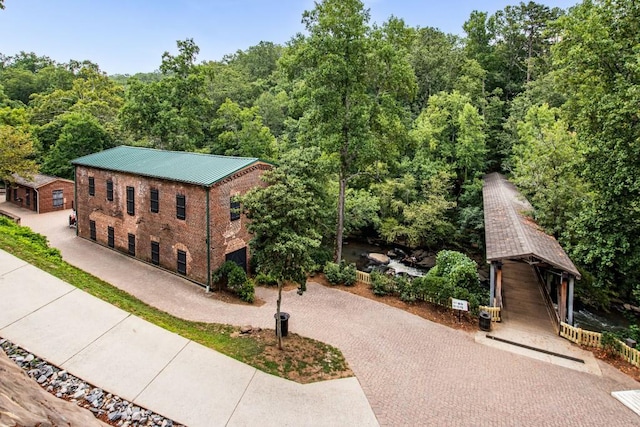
[75,162,270,286]
[6,181,74,213]
[209,163,270,273]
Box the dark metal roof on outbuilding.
[12,173,73,188]
[72,146,261,187]
[483,172,581,278]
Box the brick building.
[72,146,271,287]
[5,174,74,213]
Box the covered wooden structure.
[483,173,581,326]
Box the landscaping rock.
[367,252,390,265]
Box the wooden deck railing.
[356,270,371,285]
[479,306,501,322]
[560,322,640,368]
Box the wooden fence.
[479,306,501,322]
[356,270,371,285]
[560,322,640,368]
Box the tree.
[281,0,416,261]
[552,0,640,299]
[42,112,112,179]
[242,149,323,349]
[210,99,276,159]
[410,91,486,193]
[0,125,38,184]
[510,104,586,237]
[120,39,209,150]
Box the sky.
[0,0,579,76]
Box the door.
[225,247,247,272]
[33,191,38,211]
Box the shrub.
[255,272,278,287]
[601,331,622,357]
[324,262,342,285]
[370,271,396,296]
[323,260,357,286]
[341,261,356,286]
[212,261,255,303]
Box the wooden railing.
[356,270,371,285]
[479,306,501,322]
[560,322,640,368]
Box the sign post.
[451,298,469,322]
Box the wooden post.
[559,272,568,323]
[489,262,496,307]
[568,275,575,325]
[496,261,503,308]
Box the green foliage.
[0,124,38,183]
[212,261,255,303]
[41,112,112,179]
[601,331,622,357]
[255,272,278,287]
[323,262,342,285]
[210,99,276,159]
[370,271,396,296]
[323,260,356,286]
[0,217,60,260]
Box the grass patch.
[0,217,352,383]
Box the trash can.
[479,311,491,331]
[274,312,290,337]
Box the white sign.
[451,298,469,312]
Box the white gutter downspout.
[34,188,40,214]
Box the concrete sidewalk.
[0,250,378,427]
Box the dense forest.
[1,0,638,311]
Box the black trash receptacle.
[274,312,290,337]
[479,311,491,331]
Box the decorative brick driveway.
[10,204,639,426]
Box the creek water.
[342,240,427,277]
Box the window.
[89,220,96,241]
[151,241,160,265]
[150,188,159,213]
[52,190,63,208]
[107,226,114,248]
[230,199,241,221]
[106,180,113,201]
[126,186,135,215]
[88,177,95,196]
[177,250,187,275]
[128,233,135,256]
[25,189,30,207]
[176,194,186,220]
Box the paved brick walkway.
[7,204,639,426]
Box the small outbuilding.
[5,174,75,213]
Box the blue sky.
[0,0,579,75]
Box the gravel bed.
[0,337,184,427]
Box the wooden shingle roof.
[483,172,580,278]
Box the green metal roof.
[72,146,261,187]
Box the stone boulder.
[0,351,108,427]
[367,253,390,265]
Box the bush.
[324,262,342,285]
[323,260,357,286]
[370,271,396,296]
[212,261,255,303]
[255,272,278,287]
[601,331,622,357]
[341,261,356,286]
